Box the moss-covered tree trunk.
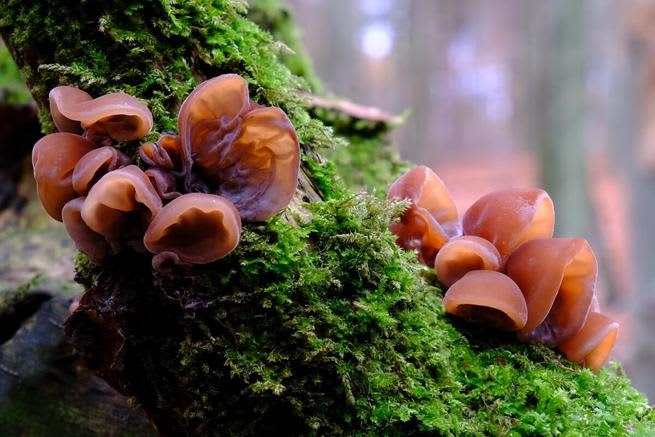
[1,1,654,436]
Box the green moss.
[168,193,653,435]
[0,45,32,104]
[1,0,652,435]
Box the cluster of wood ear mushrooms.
[32,74,300,271]
[388,166,619,372]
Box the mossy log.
[0,0,654,436]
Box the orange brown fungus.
[387,165,460,265]
[177,74,300,221]
[506,238,597,347]
[81,165,162,252]
[442,270,528,331]
[49,86,153,144]
[462,189,555,261]
[139,134,183,173]
[435,236,502,287]
[143,193,241,271]
[62,197,115,263]
[72,146,131,195]
[559,312,619,373]
[32,132,96,221]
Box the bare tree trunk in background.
[533,0,591,237]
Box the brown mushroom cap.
[145,168,181,200]
[143,193,241,268]
[388,165,460,236]
[62,197,115,263]
[32,133,96,221]
[139,134,183,173]
[49,86,153,142]
[81,165,162,250]
[462,188,554,260]
[506,238,597,346]
[388,166,461,265]
[178,75,300,221]
[435,236,502,287]
[559,312,619,373]
[177,74,251,173]
[72,146,131,195]
[442,270,528,331]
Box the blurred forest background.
[287,0,655,399]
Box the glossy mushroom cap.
[62,197,115,263]
[139,134,183,173]
[81,165,162,251]
[32,133,96,221]
[49,86,153,142]
[178,74,300,221]
[442,270,528,331]
[143,193,241,269]
[462,189,555,260]
[388,165,460,235]
[435,236,502,287]
[559,312,619,373]
[388,166,460,265]
[72,146,131,195]
[506,238,597,346]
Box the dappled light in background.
[288,0,655,399]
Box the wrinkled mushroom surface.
[435,236,502,287]
[462,189,554,260]
[32,132,96,221]
[506,238,597,346]
[559,312,619,373]
[81,165,162,251]
[443,270,528,331]
[178,74,300,221]
[143,193,241,269]
[139,134,183,173]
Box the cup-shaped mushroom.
[178,75,300,221]
[81,165,162,250]
[559,312,619,373]
[32,133,96,221]
[143,193,241,269]
[388,165,460,237]
[178,74,252,172]
[442,270,528,331]
[390,206,451,266]
[62,197,115,263]
[506,238,597,346]
[49,86,153,142]
[462,189,554,261]
[435,236,502,287]
[139,134,183,173]
[72,146,131,195]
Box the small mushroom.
[442,270,528,331]
[462,189,554,261]
[558,312,619,373]
[143,193,241,270]
[32,133,96,221]
[72,146,131,195]
[62,197,115,263]
[177,74,300,221]
[506,238,597,346]
[139,134,183,173]
[388,166,460,265]
[49,86,153,143]
[435,236,502,287]
[81,165,162,252]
